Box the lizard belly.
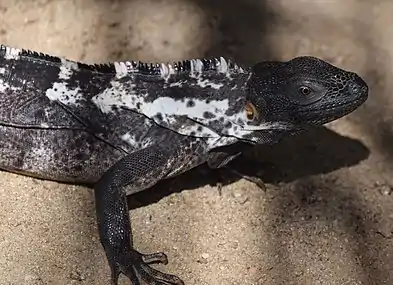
[0,125,124,184]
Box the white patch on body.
[205,136,238,150]
[140,138,154,148]
[0,78,22,93]
[168,81,183,88]
[0,68,5,74]
[196,78,223,89]
[45,82,84,106]
[143,97,228,120]
[92,80,138,113]
[4,46,21,60]
[121,132,154,149]
[0,81,9,93]
[39,109,52,128]
[167,77,223,90]
[181,123,218,137]
[121,132,138,146]
[59,58,79,80]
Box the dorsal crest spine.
[113,56,245,78]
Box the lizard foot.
[110,249,184,285]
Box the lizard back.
[0,45,252,183]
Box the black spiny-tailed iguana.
[0,44,368,285]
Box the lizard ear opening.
[245,101,258,121]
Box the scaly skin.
[0,44,368,284]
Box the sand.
[0,0,392,284]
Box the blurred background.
[0,0,392,284]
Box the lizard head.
[235,56,368,144]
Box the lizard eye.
[298,86,313,96]
[245,102,258,121]
[290,80,326,105]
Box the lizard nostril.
[349,81,360,93]
[348,75,368,98]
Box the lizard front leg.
[94,145,184,285]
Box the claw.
[239,173,266,191]
[225,168,266,191]
[216,181,223,195]
[142,252,169,265]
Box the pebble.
[231,190,249,204]
[24,273,43,285]
[378,184,392,196]
[247,266,258,275]
[70,269,85,281]
[197,253,209,264]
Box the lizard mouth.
[300,100,365,125]
[237,121,293,132]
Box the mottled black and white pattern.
[0,44,369,285]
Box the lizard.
[0,44,368,285]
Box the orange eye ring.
[245,102,258,121]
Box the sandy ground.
[0,0,392,284]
